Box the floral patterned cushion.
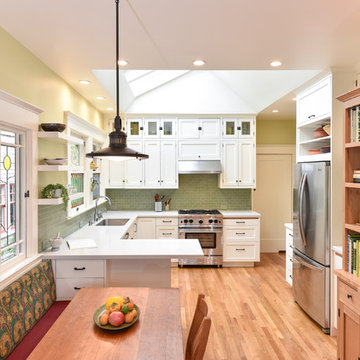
[0,260,56,360]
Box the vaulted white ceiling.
[0,0,360,115]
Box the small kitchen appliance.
[178,209,223,266]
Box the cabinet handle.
[162,220,172,223]
[236,180,238,182]
[162,232,172,235]
[161,180,163,183]
[158,180,161,183]
[74,287,81,290]
[308,115,315,119]
[237,126,241,131]
[140,127,144,130]
[198,127,202,131]
[347,294,353,299]
[289,258,293,262]
[140,180,142,183]
[74,267,86,271]
[159,127,163,130]
[288,233,293,237]
[289,275,292,278]
[236,248,246,251]
[236,232,245,235]
[198,155,201,158]
[236,221,245,224]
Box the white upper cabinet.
[222,118,254,139]
[126,118,144,138]
[161,141,178,188]
[144,118,177,139]
[143,140,178,188]
[144,141,162,187]
[125,141,144,187]
[108,160,126,188]
[220,140,256,188]
[297,75,331,126]
[178,140,221,160]
[178,118,220,139]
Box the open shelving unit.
[335,87,360,359]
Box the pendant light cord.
[115,0,121,131]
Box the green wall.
[106,175,251,211]
[256,119,296,144]
[0,27,105,250]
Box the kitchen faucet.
[94,196,112,223]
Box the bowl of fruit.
[94,296,140,331]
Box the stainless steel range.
[178,209,223,266]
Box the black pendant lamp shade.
[86,0,148,161]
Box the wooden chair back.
[185,294,212,360]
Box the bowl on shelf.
[320,146,331,154]
[308,149,321,155]
[40,123,66,132]
[44,158,68,165]
[313,127,328,139]
[322,124,331,136]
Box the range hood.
[178,160,222,174]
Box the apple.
[109,311,125,326]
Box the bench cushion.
[0,260,56,360]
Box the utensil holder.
[155,201,162,212]
[165,204,170,211]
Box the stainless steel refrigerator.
[293,161,331,333]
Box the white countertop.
[220,210,261,218]
[284,223,293,231]
[43,211,203,259]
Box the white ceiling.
[1,0,360,115]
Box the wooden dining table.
[28,287,184,360]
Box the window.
[0,128,25,267]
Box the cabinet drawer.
[56,278,104,300]
[155,226,178,239]
[223,218,259,227]
[223,243,258,262]
[55,260,105,278]
[224,227,256,240]
[155,217,178,226]
[339,280,360,310]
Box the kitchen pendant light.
[86,0,148,161]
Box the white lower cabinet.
[54,259,105,300]
[135,217,156,238]
[285,226,293,286]
[223,218,260,266]
[220,140,256,188]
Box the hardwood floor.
[171,253,337,360]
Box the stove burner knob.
[184,219,188,224]
[214,219,218,223]
[208,219,213,224]
[189,219,194,223]
[199,219,203,224]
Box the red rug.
[7,301,70,360]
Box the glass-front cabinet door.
[239,119,254,138]
[222,119,237,138]
[126,119,143,138]
[144,119,159,138]
[161,119,176,139]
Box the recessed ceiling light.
[270,60,282,67]
[96,96,105,100]
[193,59,206,66]
[106,107,113,111]
[79,80,90,85]
[272,109,279,113]
[118,59,128,66]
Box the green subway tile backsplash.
[38,175,251,250]
[106,175,251,211]
[38,203,106,251]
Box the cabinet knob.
[140,127,144,130]
[237,126,241,131]
[347,294,353,299]
[159,127,163,130]
[198,155,201,158]
[158,180,161,183]
[198,127,202,131]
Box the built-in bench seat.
[0,260,69,360]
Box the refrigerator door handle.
[299,173,307,247]
[294,252,322,271]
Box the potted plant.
[41,184,69,210]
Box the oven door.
[179,228,223,256]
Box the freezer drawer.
[293,250,330,331]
